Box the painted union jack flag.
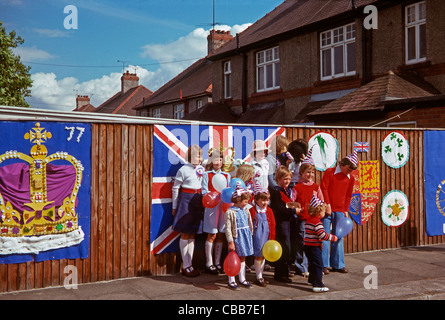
[150,124,285,254]
[354,141,369,153]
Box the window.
[320,23,356,80]
[196,99,203,109]
[151,108,161,118]
[256,46,280,92]
[174,104,184,119]
[387,121,417,128]
[405,1,426,64]
[224,61,231,98]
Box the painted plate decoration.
[381,190,409,227]
[307,131,338,172]
[382,131,409,169]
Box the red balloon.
[202,191,220,208]
[223,251,241,276]
[222,202,232,213]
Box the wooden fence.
[0,123,444,293]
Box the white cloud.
[28,24,252,112]
[33,28,72,38]
[13,46,56,61]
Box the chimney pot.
[76,95,90,110]
[121,71,139,94]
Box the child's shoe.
[240,280,253,289]
[228,281,240,291]
[313,286,329,293]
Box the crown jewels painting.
[0,122,91,264]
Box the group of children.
[171,135,357,292]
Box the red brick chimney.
[207,30,233,54]
[75,95,90,110]
[121,71,139,94]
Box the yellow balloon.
[262,240,282,262]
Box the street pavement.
[1,244,445,301]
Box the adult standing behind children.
[266,135,290,189]
[172,145,205,277]
[320,150,358,274]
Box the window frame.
[223,60,232,99]
[256,46,280,92]
[151,108,161,118]
[173,103,184,119]
[320,23,356,81]
[405,1,426,65]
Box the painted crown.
[0,123,83,237]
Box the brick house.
[207,0,445,127]
[93,71,153,116]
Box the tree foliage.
[0,21,32,108]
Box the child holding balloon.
[224,183,254,290]
[172,145,205,277]
[249,184,276,287]
[304,195,338,292]
[202,148,231,275]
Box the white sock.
[255,259,265,279]
[239,261,246,283]
[205,241,213,267]
[228,276,236,284]
[179,239,190,268]
[214,242,223,266]
[187,238,195,268]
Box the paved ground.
[1,244,445,301]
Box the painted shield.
[348,161,380,225]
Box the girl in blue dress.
[224,183,254,290]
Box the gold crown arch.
[0,123,84,237]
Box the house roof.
[134,58,212,109]
[307,71,435,117]
[209,0,378,59]
[184,102,238,123]
[73,103,96,113]
[237,100,285,124]
[95,85,153,116]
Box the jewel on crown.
[0,123,83,237]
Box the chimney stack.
[76,95,90,110]
[207,30,233,54]
[121,71,139,94]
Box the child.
[266,135,290,189]
[224,183,254,290]
[249,184,276,287]
[172,145,205,277]
[287,138,309,187]
[202,148,231,274]
[304,195,338,292]
[235,164,255,204]
[249,140,269,191]
[320,150,358,274]
[292,149,324,277]
[269,165,301,283]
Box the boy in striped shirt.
[304,195,338,292]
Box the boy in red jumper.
[304,195,338,292]
[320,151,358,274]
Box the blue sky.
[1,0,283,111]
